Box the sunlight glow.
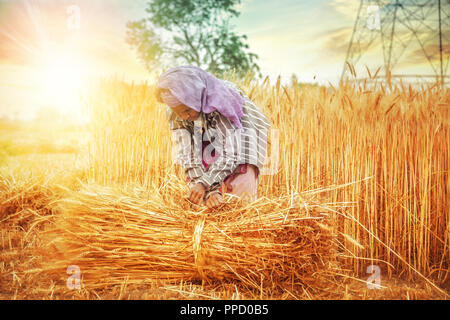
[37,49,86,116]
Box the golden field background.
[0,71,448,299]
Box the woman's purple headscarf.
[156,65,245,129]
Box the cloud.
[328,0,360,20]
[402,43,450,69]
[408,44,450,63]
[315,26,353,57]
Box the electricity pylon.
[340,0,450,87]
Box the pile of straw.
[40,175,347,295]
[0,171,57,227]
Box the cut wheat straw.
[39,177,347,294]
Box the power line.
[341,0,450,87]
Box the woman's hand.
[187,182,206,205]
[206,192,223,208]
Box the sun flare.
[36,49,87,116]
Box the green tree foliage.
[126,0,260,79]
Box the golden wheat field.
[0,71,449,300]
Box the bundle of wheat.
[38,175,353,296]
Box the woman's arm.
[221,80,272,177]
[197,112,241,195]
[166,106,206,183]
[199,81,272,200]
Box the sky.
[0,0,448,119]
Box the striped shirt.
[166,79,272,197]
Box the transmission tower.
[340,0,450,87]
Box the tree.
[126,0,260,79]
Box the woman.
[156,66,271,208]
